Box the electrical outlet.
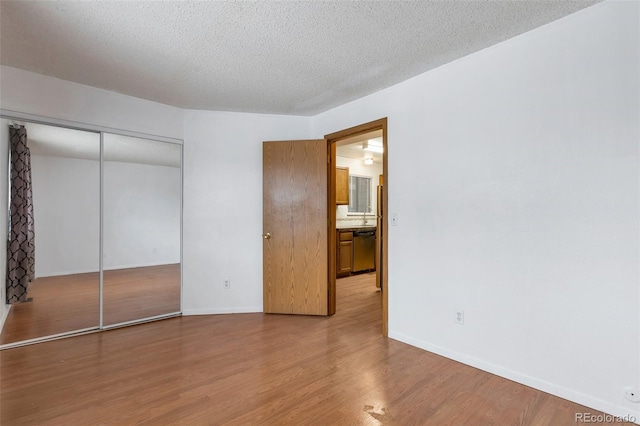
[223,279,231,289]
[624,387,640,403]
[455,309,464,325]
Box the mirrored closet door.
[102,133,181,326]
[0,120,100,345]
[0,117,182,348]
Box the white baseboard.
[37,268,98,278]
[389,331,640,425]
[103,261,179,271]
[0,303,11,334]
[182,306,262,316]
[37,262,180,278]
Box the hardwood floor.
[0,273,629,425]
[0,264,180,345]
[103,264,180,325]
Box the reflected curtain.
[6,125,35,303]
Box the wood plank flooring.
[0,273,630,425]
[0,264,180,344]
[103,264,180,325]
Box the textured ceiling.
[1,1,598,116]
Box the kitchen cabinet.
[337,231,353,277]
[336,166,349,205]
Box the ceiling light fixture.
[364,157,374,165]
[362,139,383,153]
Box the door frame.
[326,118,388,336]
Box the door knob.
[263,233,271,240]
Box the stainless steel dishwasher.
[353,230,376,272]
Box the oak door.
[263,140,328,315]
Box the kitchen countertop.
[336,226,376,232]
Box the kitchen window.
[348,175,371,213]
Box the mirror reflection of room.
[102,133,181,325]
[0,122,183,346]
[0,121,100,344]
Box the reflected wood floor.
[1,273,627,425]
[0,264,180,344]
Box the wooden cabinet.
[337,231,353,277]
[336,166,349,205]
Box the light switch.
[391,213,398,226]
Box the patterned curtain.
[6,125,35,303]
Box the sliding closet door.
[0,121,100,345]
[102,133,181,326]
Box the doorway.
[326,118,388,336]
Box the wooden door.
[263,140,328,315]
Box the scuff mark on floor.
[364,405,395,424]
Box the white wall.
[31,154,180,276]
[31,155,100,277]
[335,155,382,227]
[0,120,10,332]
[182,110,311,314]
[313,2,639,420]
[0,66,184,140]
[104,161,181,270]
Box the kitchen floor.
[337,272,380,324]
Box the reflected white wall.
[103,161,181,269]
[31,155,100,277]
[31,155,180,276]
